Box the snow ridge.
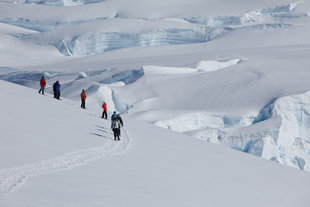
[0,125,130,196]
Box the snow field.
[3,49,310,171]
[0,1,308,59]
[1,0,310,205]
[0,79,309,207]
[0,131,130,196]
[0,80,130,196]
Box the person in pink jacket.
[101,102,107,119]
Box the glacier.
[58,27,228,56]
[158,91,310,171]
[0,80,308,207]
[47,2,310,56]
[1,0,310,174]
[0,1,307,57]
[1,0,310,206]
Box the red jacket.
[102,103,107,111]
[81,92,86,100]
[40,79,46,86]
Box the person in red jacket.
[38,76,46,95]
[101,102,107,119]
[80,89,86,109]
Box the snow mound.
[86,84,128,113]
[144,58,241,75]
[143,65,197,75]
[56,80,128,113]
[155,112,255,133]
[197,58,241,72]
[75,71,88,80]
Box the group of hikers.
[38,76,123,141]
[111,111,123,141]
[38,76,61,99]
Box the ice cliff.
[157,91,310,171]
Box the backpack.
[112,120,121,129]
[111,114,117,121]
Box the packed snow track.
[0,124,130,196]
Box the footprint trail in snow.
[0,123,130,196]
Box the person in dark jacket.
[111,118,121,141]
[53,81,57,98]
[55,81,61,99]
[117,114,123,127]
[38,76,46,95]
[101,102,107,119]
[80,89,86,109]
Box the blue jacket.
[111,113,117,121]
[56,83,61,92]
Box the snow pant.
[38,86,45,94]
[81,99,86,109]
[102,111,107,119]
[53,90,57,98]
[112,128,120,140]
[56,92,60,99]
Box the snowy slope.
[0,80,309,207]
[0,1,310,205]
[0,0,310,171]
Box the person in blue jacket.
[55,81,61,100]
[111,111,117,121]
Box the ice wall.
[182,1,307,27]
[58,27,227,56]
[166,91,310,171]
[269,92,310,170]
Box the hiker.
[55,81,61,99]
[117,114,123,127]
[111,111,117,121]
[111,117,122,141]
[38,76,46,95]
[53,81,57,98]
[116,114,124,137]
[101,102,107,119]
[80,89,86,109]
